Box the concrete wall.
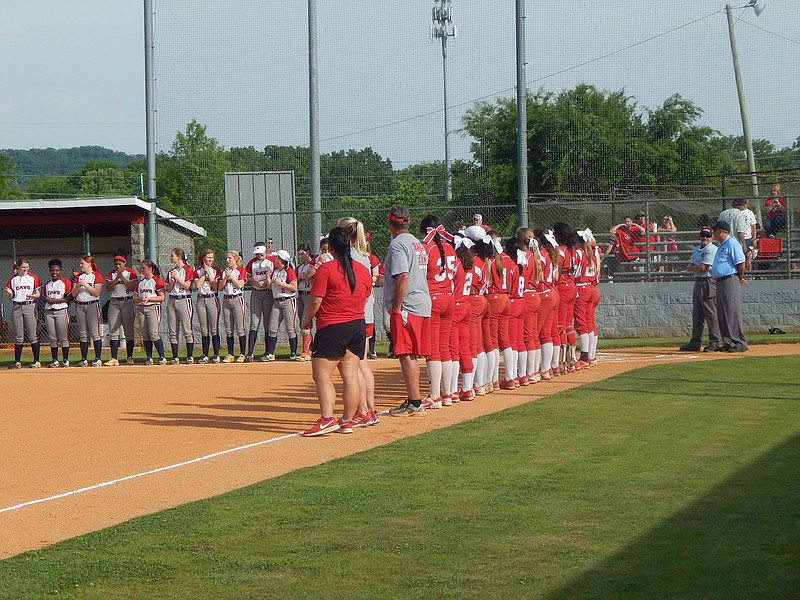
[596,279,799,338]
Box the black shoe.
[727,346,748,353]
[679,344,701,352]
[703,344,724,352]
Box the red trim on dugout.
[0,210,146,227]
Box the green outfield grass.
[1,356,798,599]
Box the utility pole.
[515,0,528,228]
[431,0,457,203]
[144,0,157,262]
[726,3,760,206]
[308,0,321,246]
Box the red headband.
[113,255,127,262]
[423,225,454,244]
[387,212,410,224]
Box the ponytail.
[328,227,356,293]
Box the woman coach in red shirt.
[300,227,373,437]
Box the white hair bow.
[490,237,503,255]
[578,228,593,243]
[516,249,529,266]
[544,230,557,249]
[528,237,539,251]
[454,235,474,250]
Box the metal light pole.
[308,0,322,246]
[144,0,157,262]
[431,0,457,203]
[725,3,761,203]
[515,0,528,228]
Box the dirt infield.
[1,344,797,559]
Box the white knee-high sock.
[485,350,496,385]
[427,360,442,399]
[541,342,554,374]
[552,346,561,371]
[441,360,453,398]
[579,333,590,354]
[449,361,459,396]
[517,350,527,379]
[461,369,474,392]
[590,333,599,360]
[502,347,515,380]
[533,348,542,375]
[493,348,501,382]
[475,353,486,387]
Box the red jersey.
[471,256,489,296]
[558,245,575,282]
[424,239,456,295]
[614,227,640,261]
[486,254,516,294]
[506,257,525,299]
[310,259,372,330]
[452,260,474,301]
[537,248,556,290]
[522,249,538,291]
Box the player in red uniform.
[515,228,543,384]
[483,235,514,389]
[420,215,456,409]
[503,236,529,388]
[534,229,559,380]
[450,235,476,400]
[463,225,492,394]
[43,259,72,367]
[573,228,601,369]
[5,258,42,368]
[554,223,578,373]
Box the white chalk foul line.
[0,431,301,515]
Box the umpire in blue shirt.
[710,220,748,352]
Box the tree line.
[2,84,798,209]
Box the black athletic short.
[311,319,366,360]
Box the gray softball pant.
[268,297,297,338]
[45,308,70,346]
[166,296,195,345]
[196,295,220,336]
[296,292,310,325]
[137,303,163,341]
[107,298,135,341]
[249,289,273,332]
[222,295,247,337]
[11,302,38,344]
[75,300,102,342]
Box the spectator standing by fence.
[680,226,722,352]
[710,220,748,353]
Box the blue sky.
[2,1,797,168]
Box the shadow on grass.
[547,432,800,600]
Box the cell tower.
[430,0,457,203]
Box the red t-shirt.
[310,259,372,330]
[424,239,456,295]
[558,245,575,283]
[615,227,640,261]
[452,261,473,301]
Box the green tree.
[462,85,739,200]
[0,154,24,200]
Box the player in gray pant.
[105,251,138,365]
[220,250,248,362]
[134,260,167,365]
[195,249,222,363]
[71,255,104,367]
[5,258,43,368]
[165,248,196,364]
[43,258,72,367]
[264,250,299,360]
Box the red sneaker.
[353,411,371,428]
[422,396,443,409]
[302,417,340,437]
[460,389,476,401]
[499,379,516,390]
[367,410,381,426]
[518,375,530,386]
[336,417,355,434]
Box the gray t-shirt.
[350,248,375,325]
[383,231,432,317]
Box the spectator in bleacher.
[737,199,758,271]
[472,213,492,233]
[718,199,747,252]
[660,214,679,270]
[635,211,659,259]
[606,217,645,278]
[763,184,787,237]
[680,226,722,352]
